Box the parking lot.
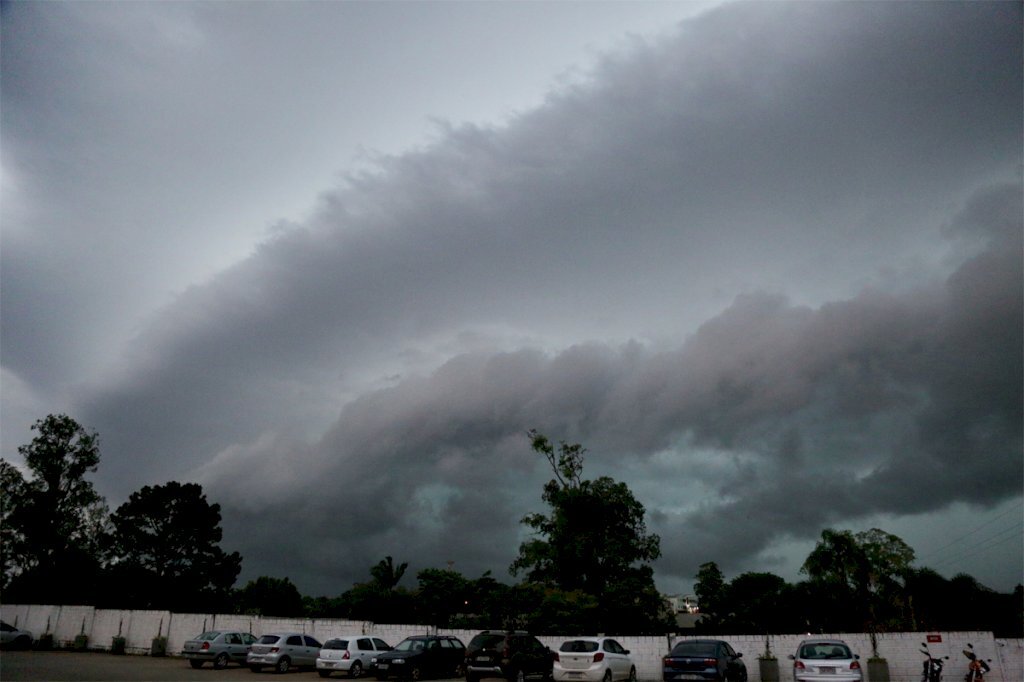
[0,651,470,681]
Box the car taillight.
[794,661,806,670]
[704,658,717,667]
[594,653,604,663]
[201,642,210,650]
[343,650,351,660]
[552,652,559,662]
[850,661,861,670]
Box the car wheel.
[454,662,466,677]
[351,662,364,678]
[629,668,637,682]
[190,660,205,669]
[603,671,612,682]
[409,666,422,681]
[516,669,526,682]
[467,672,479,682]
[275,657,291,674]
[215,653,230,670]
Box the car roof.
[562,637,610,642]
[262,631,309,637]
[799,639,849,645]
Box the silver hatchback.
[248,632,323,674]
[789,639,862,682]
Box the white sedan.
[554,638,636,682]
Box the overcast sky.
[3,1,1021,599]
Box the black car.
[465,630,554,682]
[373,635,466,681]
[662,640,746,682]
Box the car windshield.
[395,639,427,652]
[561,641,599,653]
[471,634,507,649]
[325,639,349,650]
[800,644,852,659]
[196,632,220,641]
[671,642,717,657]
[258,635,282,645]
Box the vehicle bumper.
[662,673,720,681]
[182,652,215,661]
[247,654,283,666]
[468,664,508,678]
[795,675,862,682]
[318,659,354,672]
[554,668,605,682]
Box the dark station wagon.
[662,639,746,682]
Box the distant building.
[664,594,703,631]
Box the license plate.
[568,673,583,679]
[675,676,703,681]
[819,668,836,674]
[478,657,492,663]
[324,662,336,668]
[378,664,389,670]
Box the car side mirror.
[624,650,630,655]
[854,655,860,660]
[735,653,742,659]
[788,655,796,660]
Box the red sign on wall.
[927,635,942,643]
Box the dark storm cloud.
[202,183,1022,593]
[22,1,1018,592]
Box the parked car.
[182,629,257,669]
[0,621,33,649]
[662,639,746,682]
[465,630,554,682]
[318,635,393,678]
[554,637,636,682]
[373,635,466,680]
[247,632,323,674]
[788,639,861,682]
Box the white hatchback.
[554,638,636,682]
[789,639,862,682]
[317,635,393,678]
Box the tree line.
[1,415,1019,637]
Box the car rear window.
[560,641,599,653]
[671,642,717,656]
[258,635,281,644]
[325,639,349,650]
[197,632,219,641]
[471,634,507,649]
[800,644,852,659]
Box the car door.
[304,636,323,666]
[355,638,376,669]
[223,632,241,662]
[721,643,743,681]
[603,640,625,680]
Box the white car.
[789,638,862,682]
[0,620,33,649]
[317,635,393,678]
[247,632,323,674]
[554,638,636,682]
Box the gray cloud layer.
[4,1,1021,593]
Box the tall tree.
[233,576,305,617]
[3,415,109,603]
[694,561,726,626]
[370,556,409,590]
[104,481,241,611]
[510,430,668,633]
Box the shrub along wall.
[1,604,1020,682]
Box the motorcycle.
[920,642,948,682]
[961,643,991,682]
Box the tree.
[371,556,409,590]
[801,527,915,632]
[415,567,472,626]
[694,561,726,626]
[510,431,668,633]
[104,481,241,611]
[3,415,109,603]
[234,576,305,617]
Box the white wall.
[2,604,1020,682]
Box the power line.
[914,499,1024,563]
[927,523,1023,571]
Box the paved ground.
[0,651,471,682]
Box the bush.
[111,636,126,655]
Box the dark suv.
[465,631,553,682]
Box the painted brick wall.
[2,604,1019,682]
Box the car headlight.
[393,658,405,664]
